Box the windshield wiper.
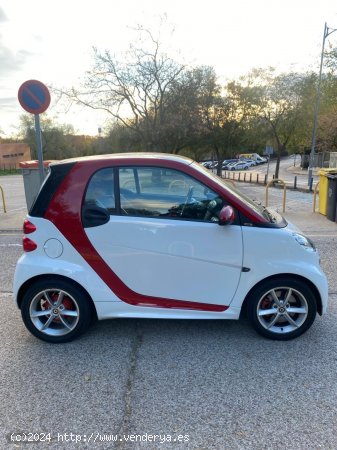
[251,199,273,221]
[260,205,276,222]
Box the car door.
[84,166,243,307]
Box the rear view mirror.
[218,205,235,226]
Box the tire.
[246,278,317,340]
[21,278,93,343]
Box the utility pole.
[308,22,337,186]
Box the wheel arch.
[16,274,98,319]
[241,273,323,316]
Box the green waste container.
[318,169,337,215]
[19,160,55,211]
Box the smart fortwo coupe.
[14,153,328,343]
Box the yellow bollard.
[313,181,320,213]
[0,185,7,213]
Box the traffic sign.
[18,80,51,185]
[18,80,51,115]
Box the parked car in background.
[201,161,218,169]
[222,159,238,165]
[228,161,250,171]
[240,159,256,167]
[222,159,239,170]
[14,153,328,343]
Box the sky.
[1,0,337,137]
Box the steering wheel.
[180,186,194,217]
[204,198,220,221]
[122,179,136,189]
[168,180,188,194]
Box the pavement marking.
[306,234,337,237]
[0,231,22,235]
[0,243,22,247]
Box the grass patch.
[0,169,21,176]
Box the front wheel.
[21,278,93,343]
[246,278,317,340]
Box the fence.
[301,152,333,169]
[0,163,21,173]
[222,170,269,186]
[330,153,337,168]
[221,169,308,191]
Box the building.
[0,143,31,169]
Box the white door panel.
[85,216,243,305]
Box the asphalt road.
[1,232,337,450]
[253,156,318,188]
[1,167,337,449]
[220,156,319,190]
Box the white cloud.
[0,7,7,23]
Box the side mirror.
[218,205,235,226]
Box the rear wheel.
[21,279,93,343]
[247,278,317,340]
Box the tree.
[192,73,265,175]
[17,114,95,159]
[239,69,313,178]
[208,79,265,174]
[61,27,186,152]
[154,65,219,155]
[314,72,337,152]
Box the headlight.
[292,233,316,250]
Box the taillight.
[23,219,36,234]
[23,236,37,252]
[23,220,37,251]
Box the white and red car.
[14,153,328,343]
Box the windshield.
[192,162,271,221]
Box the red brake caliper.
[62,296,75,317]
[41,292,75,321]
[260,296,271,309]
[260,295,274,318]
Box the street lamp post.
[308,22,337,186]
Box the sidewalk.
[0,210,26,232]
[0,174,26,232]
[222,164,318,192]
[282,211,337,235]
[237,182,337,236]
[286,165,320,177]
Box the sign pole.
[266,156,270,180]
[18,80,51,187]
[34,114,45,185]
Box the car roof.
[50,152,194,168]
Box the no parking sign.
[18,80,51,185]
[18,80,51,115]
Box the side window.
[84,168,115,214]
[119,168,137,193]
[119,167,225,222]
